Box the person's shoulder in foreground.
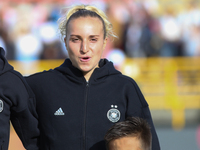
[105,117,152,150]
[0,47,39,150]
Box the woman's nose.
[80,41,89,53]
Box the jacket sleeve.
[9,71,40,150]
[126,79,160,150]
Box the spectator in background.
[123,1,144,57]
[106,0,130,51]
[125,18,143,57]
[13,4,43,61]
[0,7,15,59]
[182,25,200,56]
[123,1,161,58]
[178,0,200,56]
[104,117,152,150]
[139,5,161,57]
[159,7,183,57]
[38,5,68,59]
[0,3,18,60]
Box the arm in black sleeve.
[9,71,40,150]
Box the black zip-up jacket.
[0,47,39,150]
[26,58,160,150]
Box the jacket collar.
[55,58,121,83]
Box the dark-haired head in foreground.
[104,117,152,150]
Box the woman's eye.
[91,38,97,42]
[71,38,79,42]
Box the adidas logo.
[54,108,65,115]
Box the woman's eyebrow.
[70,35,100,38]
[69,35,82,39]
[70,34,80,37]
[89,35,100,38]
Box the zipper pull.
[86,80,89,86]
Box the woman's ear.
[64,37,67,48]
[103,37,108,50]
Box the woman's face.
[65,16,107,80]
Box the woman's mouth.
[80,57,91,62]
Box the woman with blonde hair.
[26,4,160,150]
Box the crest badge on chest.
[107,105,120,123]
[0,99,3,113]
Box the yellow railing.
[121,57,200,129]
[9,57,200,129]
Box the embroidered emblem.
[54,107,65,115]
[0,99,3,113]
[107,105,120,123]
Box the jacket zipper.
[83,81,89,150]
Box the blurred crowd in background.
[0,0,200,61]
